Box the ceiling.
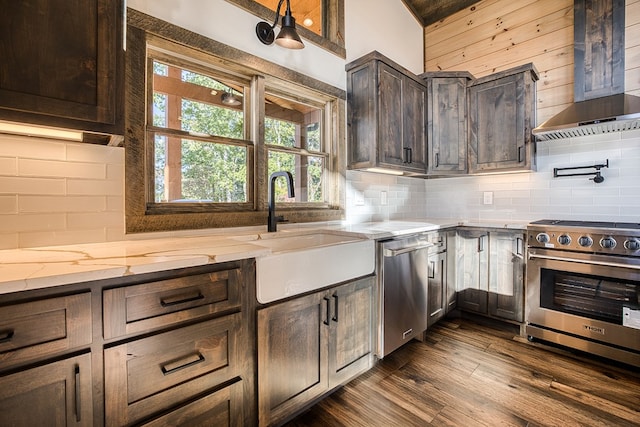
[401,0,481,27]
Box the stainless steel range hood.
[532,0,638,141]
[532,93,640,140]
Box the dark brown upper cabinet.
[468,63,538,174]
[346,51,427,175]
[421,71,473,176]
[0,0,124,139]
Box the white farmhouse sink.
[253,232,375,304]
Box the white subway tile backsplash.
[0,176,66,195]
[67,179,123,196]
[0,157,17,176]
[0,196,17,214]
[424,132,640,223]
[0,233,18,250]
[0,135,66,159]
[67,212,124,230]
[19,196,106,213]
[0,213,66,233]
[19,158,106,179]
[0,136,127,249]
[66,143,124,164]
[18,228,108,248]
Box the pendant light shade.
[255,0,304,50]
[275,12,304,49]
[221,91,242,106]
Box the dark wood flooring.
[284,317,640,427]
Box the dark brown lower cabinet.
[0,353,93,426]
[0,260,255,427]
[257,276,374,426]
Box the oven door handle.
[528,253,640,271]
[384,242,434,257]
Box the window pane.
[268,151,324,203]
[152,61,244,139]
[182,99,243,138]
[154,134,247,203]
[254,0,323,36]
[264,94,322,151]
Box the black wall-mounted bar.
[553,159,609,183]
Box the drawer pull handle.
[332,294,339,323]
[160,292,205,307]
[75,365,81,422]
[161,352,205,375]
[0,329,14,344]
[323,297,330,326]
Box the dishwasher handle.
[383,242,434,257]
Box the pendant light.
[255,0,304,50]
[221,89,242,106]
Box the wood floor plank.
[284,318,640,427]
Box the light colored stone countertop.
[0,218,529,295]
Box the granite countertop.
[0,219,528,295]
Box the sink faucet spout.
[268,171,295,232]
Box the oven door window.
[540,268,640,324]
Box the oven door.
[526,248,640,353]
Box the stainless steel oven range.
[526,220,640,367]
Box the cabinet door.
[427,251,447,327]
[428,77,468,174]
[489,231,525,322]
[445,231,457,312]
[468,73,527,173]
[346,61,377,169]
[0,353,92,427]
[328,276,374,387]
[456,230,489,314]
[402,77,428,172]
[377,63,406,168]
[257,292,329,427]
[0,0,122,134]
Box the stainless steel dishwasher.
[378,234,433,357]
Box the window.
[264,92,326,204]
[148,57,251,207]
[124,22,346,233]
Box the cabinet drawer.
[105,313,242,426]
[103,267,241,339]
[141,380,244,427]
[0,292,92,370]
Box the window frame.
[224,0,345,58]
[125,12,346,233]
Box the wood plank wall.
[424,0,640,125]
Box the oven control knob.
[624,238,640,251]
[557,234,571,245]
[536,233,550,244]
[600,237,617,249]
[578,235,593,247]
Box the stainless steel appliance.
[378,234,433,357]
[526,220,640,367]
